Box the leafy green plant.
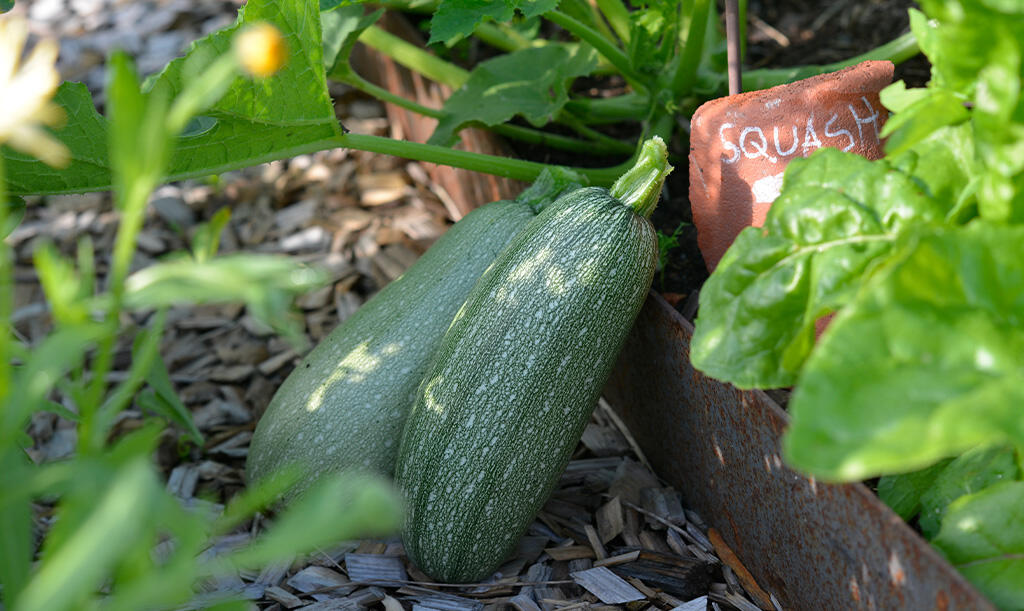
[690,1,1024,605]
[0,18,401,611]
[3,0,918,195]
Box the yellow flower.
[0,16,69,168]
[234,23,288,79]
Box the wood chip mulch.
[11,4,779,607]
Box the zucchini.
[395,138,671,583]
[246,171,577,498]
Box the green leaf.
[0,0,14,12]
[0,450,32,607]
[16,459,159,611]
[877,458,953,521]
[783,223,1024,480]
[4,324,106,436]
[691,149,946,389]
[322,5,384,75]
[190,206,232,262]
[879,84,970,156]
[428,44,597,147]
[1,82,110,195]
[429,0,559,45]
[2,197,26,239]
[123,254,326,345]
[215,472,402,571]
[888,123,979,223]
[918,445,1019,538]
[933,481,1024,610]
[5,0,341,196]
[139,347,203,444]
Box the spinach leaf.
[933,481,1024,610]
[783,223,1024,480]
[918,445,1019,538]
[691,149,945,388]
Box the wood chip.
[706,529,773,611]
[286,566,355,599]
[345,553,408,585]
[671,595,709,611]
[580,423,630,457]
[569,567,644,604]
[595,496,624,544]
[593,550,640,568]
[265,585,304,608]
[584,525,607,561]
[258,349,299,376]
[509,593,543,611]
[544,546,595,562]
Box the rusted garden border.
[603,292,993,610]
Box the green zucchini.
[246,171,577,499]
[395,138,671,583]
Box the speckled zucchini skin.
[246,199,536,498]
[395,187,658,583]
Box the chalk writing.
[720,96,880,164]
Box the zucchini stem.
[609,136,672,218]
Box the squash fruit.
[246,171,578,499]
[395,138,671,582]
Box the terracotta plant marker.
[689,60,894,270]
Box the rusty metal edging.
[603,292,992,610]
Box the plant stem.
[333,67,632,155]
[0,155,9,412]
[565,92,650,123]
[474,22,532,52]
[555,112,635,154]
[337,133,627,185]
[359,26,469,89]
[670,0,711,100]
[544,10,648,93]
[610,136,672,218]
[742,30,920,91]
[594,0,632,45]
[81,178,151,454]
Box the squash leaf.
[428,0,559,45]
[3,0,341,196]
[428,44,597,147]
[690,149,946,389]
[783,223,1024,480]
[933,481,1024,610]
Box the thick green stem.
[565,93,650,124]
[594,0,632,45]
[670,0,711,99]
[337,133,626,185]
[359,26,469,89]
[544,10,648,93]
[610,136,672,218]
[333,67,631,155]
[474,22,532,52]
[743,31,919,91]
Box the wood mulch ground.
[11,87,771,609]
